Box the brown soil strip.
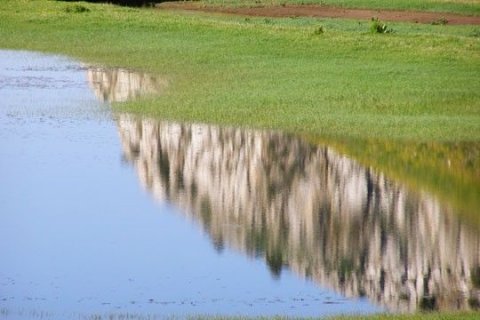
[157,2,480,25]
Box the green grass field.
[198,0,480,16]
[1,0,479,142]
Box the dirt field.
[157,2,480,25]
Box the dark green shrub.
[65,5,90,13]
[370,17,393,34]
[313,25,325,35]
[472,266,480,288]
[59,0,160,7]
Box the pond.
[0,50,479,319]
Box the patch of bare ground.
[157,2,480,25]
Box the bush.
[370,17,393,34]
[59,0,159,7]
[65,5,90,13]
[313,25,325,35]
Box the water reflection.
[87,67,167,103]
[1,50,382,319]
[117,115,480,313]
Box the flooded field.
[0,50,479,319]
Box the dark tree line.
[59,0,174,7]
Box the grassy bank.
[198,0,480,16]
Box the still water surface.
[0,50,479,319]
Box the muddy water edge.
[0,50,479,319]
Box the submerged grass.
[9,312,475,319]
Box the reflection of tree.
[117,115,480,313]
[60,0,162,7]
[321,138,480,226]
[87,67,167,103]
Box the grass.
[198,0,480,16]
[0,1,479,222]
[1,1,479,143]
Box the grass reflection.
[311,137,480,228]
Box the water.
[0,50,479,319]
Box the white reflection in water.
[87,67,167,103]
[117,115,480,313]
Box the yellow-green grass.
[198,0,480,16]
[1,1,479,143]
[4,0,479,142]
